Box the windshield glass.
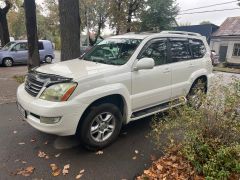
[2,42,16,51]
[83,38,142,65]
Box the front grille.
[25,74,45,97]
[24,70,73,97]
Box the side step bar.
[130,97,186,121]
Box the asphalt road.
[0,103,161,180]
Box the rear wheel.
[77,103,123,151]
[3,58,13,67]
[187,79,207,108]
[45,56,53,63]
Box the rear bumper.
[17,84,89,136]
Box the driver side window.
[140,40,167,66]
[12,43,28,51]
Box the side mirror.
[134,58,155,71]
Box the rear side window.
[190,39,206,59]
[140,40,167,66]
[169,39,191,62]
[38,42,44,50]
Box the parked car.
[0,40,55,67]
[17,31,214,150]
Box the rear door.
[38,41,45,61]
[169,38,193,99]
[131,38,172,111]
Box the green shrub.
[151,78,240,179]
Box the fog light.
[40,117,61,124]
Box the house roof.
[213,17,240,37]
[175,24,219,43]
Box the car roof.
[109,31,205,41]
[13,40,51,43]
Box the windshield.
[83,38,142,65]
[2,42,16,51]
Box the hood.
[36,59,118,80]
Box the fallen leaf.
[38,151,46,158]
[95,151,103,155]
[75,169,85,179]
[135,150,139,154]
[13,130,18,134]
[54,153,61,158]
[44,141,48,145]
[76,174,83,179]
[132,156,137,160]
[50,164,61,177]
[15,159,20,162]
[22,161,27,164]
[18,142,25,145]
[62,164,70,175]
[79,169,85,174]
[30,139,36,143]
[16,166,35,177]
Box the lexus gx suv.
[17,31,214,150]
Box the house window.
[233,44,240,56]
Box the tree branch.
[2,0,12,14]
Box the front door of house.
[219,46,228,62]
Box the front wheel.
[45,56,53,63]
[77,103,123,151]
[3,58,13,67]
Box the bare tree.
[59,0,80,61]
[0,0,11,46]
[24,0,40,70]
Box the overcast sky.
[35,0,240,27]
[177,0,240,25]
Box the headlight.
[40,83,77,102]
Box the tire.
[77,103,123,151]
[3,58,13,67]
[187,79,207,108]
[45,56,53,63]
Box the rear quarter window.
[38,42,44,50]
[189,39,206,59]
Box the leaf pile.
[137,153,204,180]
[15,166,35,177]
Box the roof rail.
[161,31,201,37]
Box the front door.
[219,46,228,62]
[131,39,172,111]
[11,42,28,63]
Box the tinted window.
[190,39,206,59]
[170,39,191,62]
[12,43,28,51]
[38,42,44,50]
[140,40,167,66]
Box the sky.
[35,0,240,27]
[177,0,240,25]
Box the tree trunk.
[0,1,11,47]
[59,0,80,61]
[24,0,40,71]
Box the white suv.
[17,31,214,150]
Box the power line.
[179,8,240,15]
[181,0,238,12]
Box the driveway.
[0,103,160,180]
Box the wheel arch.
[76,94,128,135]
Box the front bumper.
[17,84,88,136]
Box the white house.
[210,17,240,66]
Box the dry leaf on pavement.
[62,164,70,175]
[96,151,103,155]
[18,142,25,145]
[132,156,137,160]
[44,141,49,145]
[16,166,35,177]
[30,139,36,143]
[75,169,85,179]
[13,130,18,134]
[50,164,61,177]
[55,153,61,158]
[38,151,49,159]
[135,150,139,154]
